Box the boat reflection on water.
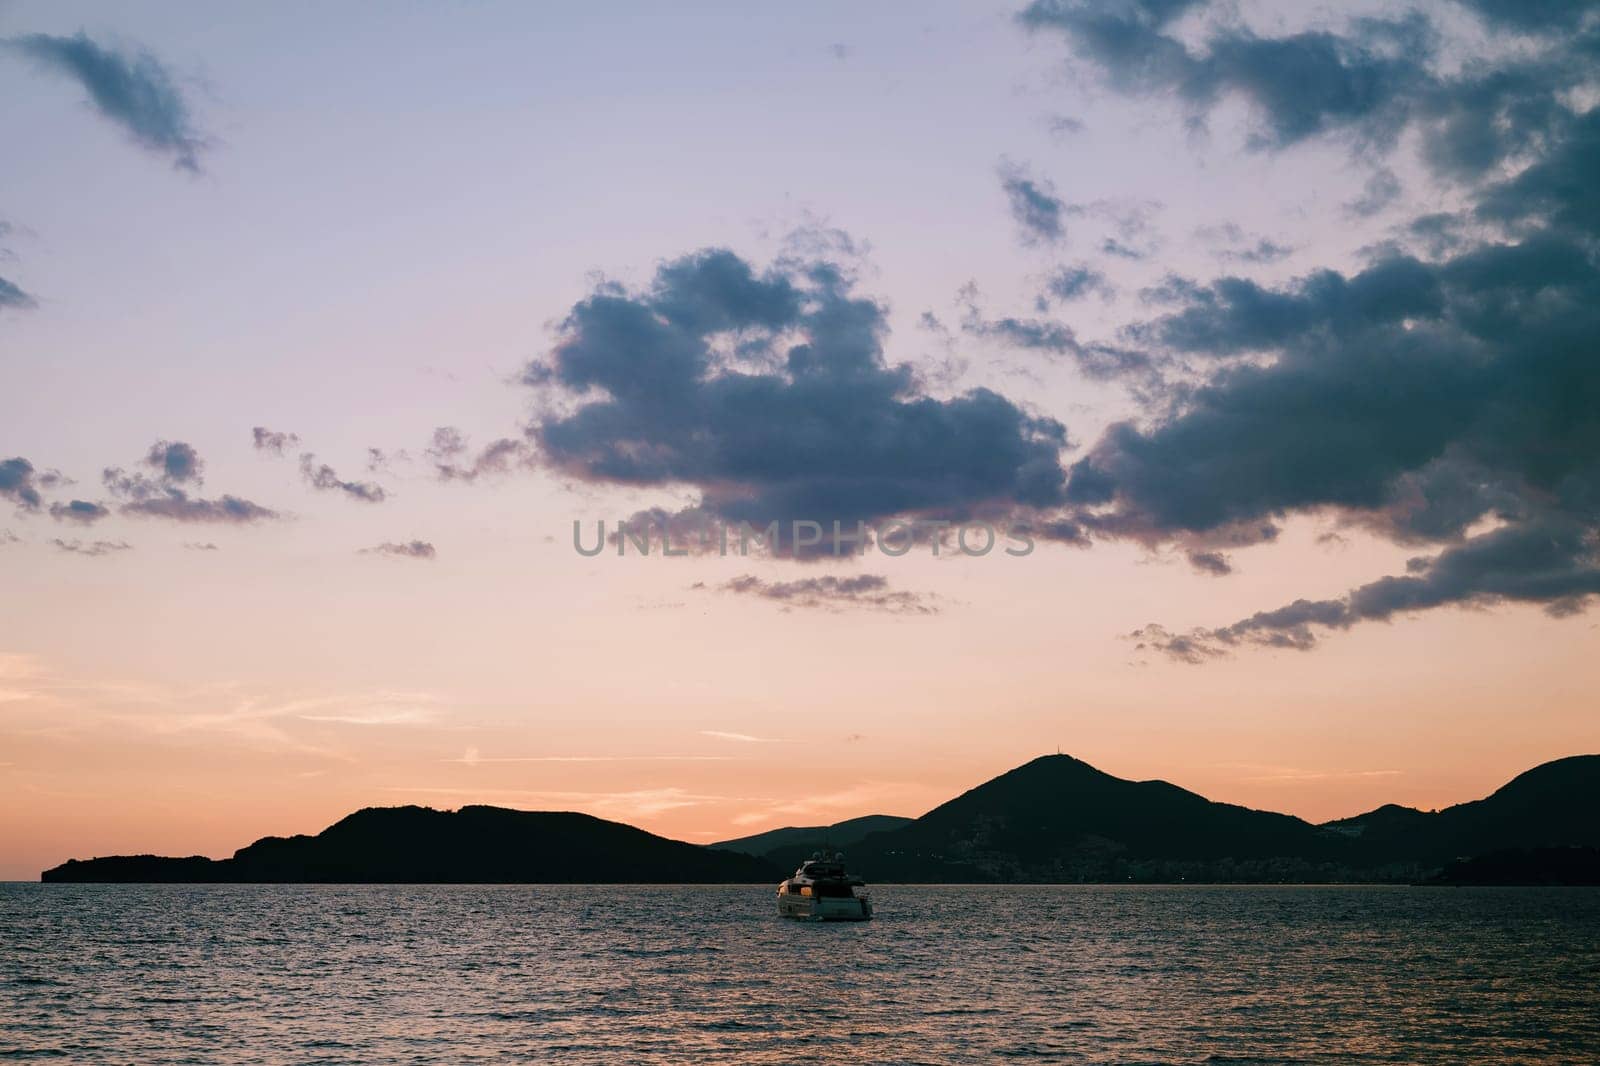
[777,850,873,921]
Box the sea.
[3,884,1597,1064]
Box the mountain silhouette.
[43,806,779,884]
[845,754,1354,882]
[1324,755,1600,864]
[38,754,1599,883]
[710,814,912,866]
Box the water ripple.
[0,884,1596,1063]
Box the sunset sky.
[3,0,1597,880]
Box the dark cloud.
[299,454,386,503]
[0,457,44,512]
[1136,255,1444,357]
[252,427,301,455]
[1020,0,1600,656]
[0,529,18,545]
[1074,230,1600,550]
[1455,0,1598,32]
[6,32,207,171]
[360,540,436,560]
[104,440,279,524]
[1474,108,1600,238]
[998,162,1068,245]
[526,248,1070,553]
[1145,520,1600,660]
[1020,1,1595,184]
[1187,549,1232,576]
[49,500,109,525]
[1019,2,1431,150]
[51,538,131,557]
[0,275,34,311]
[700,573,938,615]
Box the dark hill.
[848,754,1355,882]
[41,806,781,884]
[1425,846,1600,886]
[1320,754,1600,863]
[710,814,912,864]
[40,754,1599,884]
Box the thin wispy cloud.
[699,730,786,743]
[299,708,436,726]
[51,538,131,557]
[447,747,734,765]
[359,540,435,560]
[4,31,208,171]
[380,785,740,819]
[701,574,939,615]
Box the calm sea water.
[3,884,1597,1064]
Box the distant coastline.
[41,753,1600,886]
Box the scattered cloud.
[960,284,1158,387]
[299,453,386,503]
[48,500,109,525]
[1038,264,1112,305]
[105,440,280,524]
[427,427,535,482]
[0,457,44,512]
[998,160,1068,245]
[699,730,787,743]
[251,427,300,455]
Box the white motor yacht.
[776,850,873,921]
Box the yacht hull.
[777,895,873,921]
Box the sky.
[1,0,1597,880]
